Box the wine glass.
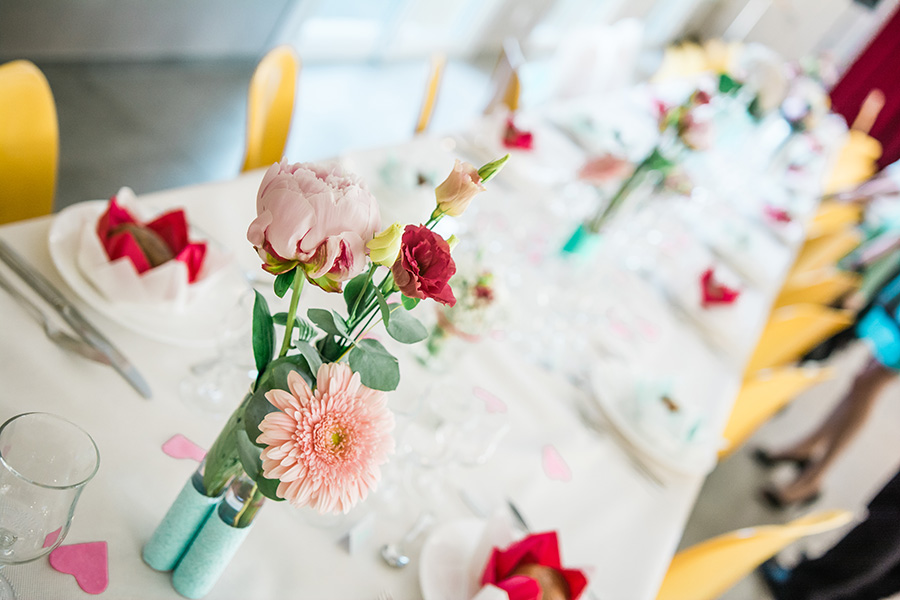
[0,412,100,599]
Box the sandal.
[752,448,812,471]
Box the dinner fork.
[0,269,107,364]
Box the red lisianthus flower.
[391,225,456,306]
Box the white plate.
[420,518,485,600]
[48,200,250,348]
[587,366,718,477]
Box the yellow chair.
[241,45,300,172]
[719,365,834,459]
[774,268,862,308]
[484,38,523,114]
[414,54,446,135]
[656,509,854,600]
[822,89,884,195]
[745,304,854,374]
[806,201,864,240]
[0,60,58,225]
[789,228,864,277]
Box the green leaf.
[242,357,314,445]
[348,338,400,391]
[256,474,284,502]
[477,154,510,183]
[273,269,296,298]
[316,335,347,363]
[307,308,349,338]
[374,287,391,327]
[252,291,275,378]
[344,272,375,321]
[718,73,742,94]
[236,428,262,480]
[401,294,421,310]
[385,303,428,344]
[291,341,323,375]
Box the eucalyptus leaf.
[291,341,323,375]
[348,338,400,391]
[251,291,275,381]
[273,269,295,298]
[385,304,428,344]
[316,335,347,364]
[242,356,314,445]
[401,294,421,310]
[308,308,349,338]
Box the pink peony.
[247,160,381,292]
[257,364,395,514]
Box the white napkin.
[76,188,232,312]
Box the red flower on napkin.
[481,531,588,600]
[96,196,206,283]
[700,268,740,307]
[503,117,534,150]
[763,204,793,223]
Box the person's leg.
[777,469,900,600]
[766,358,896,505]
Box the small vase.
[143,461,226,572]
[172,474,264,599]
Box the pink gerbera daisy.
[257,364,395,514]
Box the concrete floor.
[36,58,900,598]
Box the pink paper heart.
[473,386,507,414]
[542,445,572,482]
[49,541,109,595]
[162,434,206,462]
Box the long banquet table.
[0,86,844,599]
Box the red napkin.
[764,204,793,223]
[701,268,740,307]
[481,531,588,600]
[96,196,206,283]
[503,117,534,150]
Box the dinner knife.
[0,238,152,399]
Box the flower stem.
[278,271,305,358]
[586,153,651,233]
[233,483,263,528]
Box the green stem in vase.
[233,483,264,528]
[201,401,251,498]
[278,271,305,358]
[587,154,648,234]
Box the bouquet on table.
[562,89,714,256]
[143,154,508,598]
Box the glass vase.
[171,474,265,599]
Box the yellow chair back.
[656,509,854,600]
[0,60,58,225]
[241,46,300,172]
[775,268,862,308]
[745,304,854,374]
[719,365,833,459]
[823,130,883,195]
[790,228,863,276]
[484,38,522,114]
[806,201,864,240]
[414,54,446,135]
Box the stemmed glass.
[0,412,100,599]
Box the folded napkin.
[503,116,534,150]
[700,268,740,308]
[476,525,588,600]
[77,188,230,310]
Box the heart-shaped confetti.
[49,541,109,594]
[700,268,740,307]
[473,386,507,414]
[42,527,62,548]
[542,445,572,482]
[764,204,792,223]
[162,434,206,462]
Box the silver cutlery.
[0,269,108,364]
[376,590,394,600]
[379,511,435,568]
[0,239,152,399]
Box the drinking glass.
[0,412,100,599]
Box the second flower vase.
[172,474,264,599]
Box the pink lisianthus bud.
[432,159,486,219]
[391,225,457,306]
[247,160,381,291]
